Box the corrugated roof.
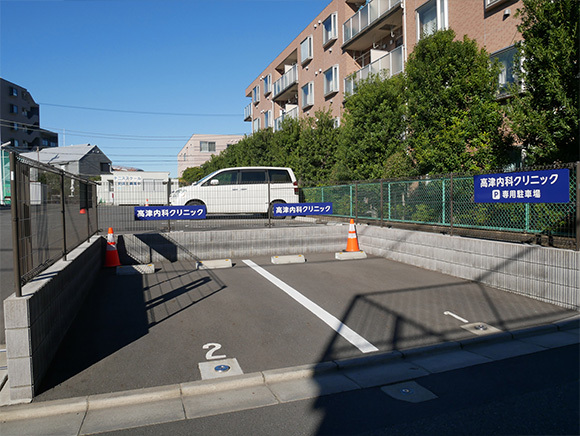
[21,144,111,164]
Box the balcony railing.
[273,65,298,99]
[274,107,298,132]
[344,45,404,96]
[244,103,252,121]
[343,0,401,45]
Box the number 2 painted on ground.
[203,343,226,360]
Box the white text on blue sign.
[134,205,206,220]
[474,169,569,204]
[273,202,333,216]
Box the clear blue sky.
[0,0,329,177]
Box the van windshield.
[193,171,218,186]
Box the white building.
[97,171,179,206]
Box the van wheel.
[268,201,286,220]
[186,200,204,207]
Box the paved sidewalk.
[1,318,578,436]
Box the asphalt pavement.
[0,330,578,435]
[29,253,578,402]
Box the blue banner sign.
[134,205,206,220]
[273,202,333,217]
[474,169,569,204]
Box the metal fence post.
[349,185,353,218]
[60,170,67,261]
[576,162,580,251]
[355,181,358,221]
[86,181,90,242]
[442,179,446,225]
[388,182,392,221]
[9,152,22,297]
[267,177,272,227]
[525,203,530,233]
[167,178,171,232]
[449,173,454,236]
[380,180,384,227]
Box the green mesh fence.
[302,163,577,239]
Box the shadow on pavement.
[37,234,226,397]
[312,245,579,435]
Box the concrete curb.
[0,321,578,430]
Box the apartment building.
[244,0,523,132]
[0,78,58,150]
[177,133,245,177]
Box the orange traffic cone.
[145,199,149,206]
[104,227,121,267]
[345,219,361,252]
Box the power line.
[39,103,241,117]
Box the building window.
[42,139,49,147]
[252,85,260,104]
[11,123,18,131]
[9,104,18,114]
[253,118,261,132]
[200,141,216,152]
[333,118,341,128]
[12,139,19,147]
[300,36,313,64]
[263,74,271,95]
[324,65,339,96]
[264,110,272,128]
[10,87,18,97]
[183,153,187,161]
[485,0,509,10]
[100,162,111,172]
[493,45,519,94]
[301,82,314,108]
[322,13,338,45]
[417,0,447,40]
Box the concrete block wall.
[120,225,347,264]
[3,236,103,403]
[358,226,579,310]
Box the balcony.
[343,0,402,51]
[344,46,404,96]
[244,103,252,122]
[273,65,298,102]
[274,106,298,132]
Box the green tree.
[180,166,205,185]
[294,110,340,183]
[405,29,510,174]
[508,0,579,164]
[336,73,407,181]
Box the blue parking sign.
[134,205,206,220]
[474,169,569,203]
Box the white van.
[170,167,299,215]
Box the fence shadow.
[310,248,577,435]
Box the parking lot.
[35,252,577,402]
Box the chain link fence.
[302,162,579,250]
[9,152,98,295]
[8,159,577,291]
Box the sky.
[0,0,330,177]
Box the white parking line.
[444,311,469,323]
[243,259,378,354]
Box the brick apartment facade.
[244,0,523,132]
[0,78,58,151]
